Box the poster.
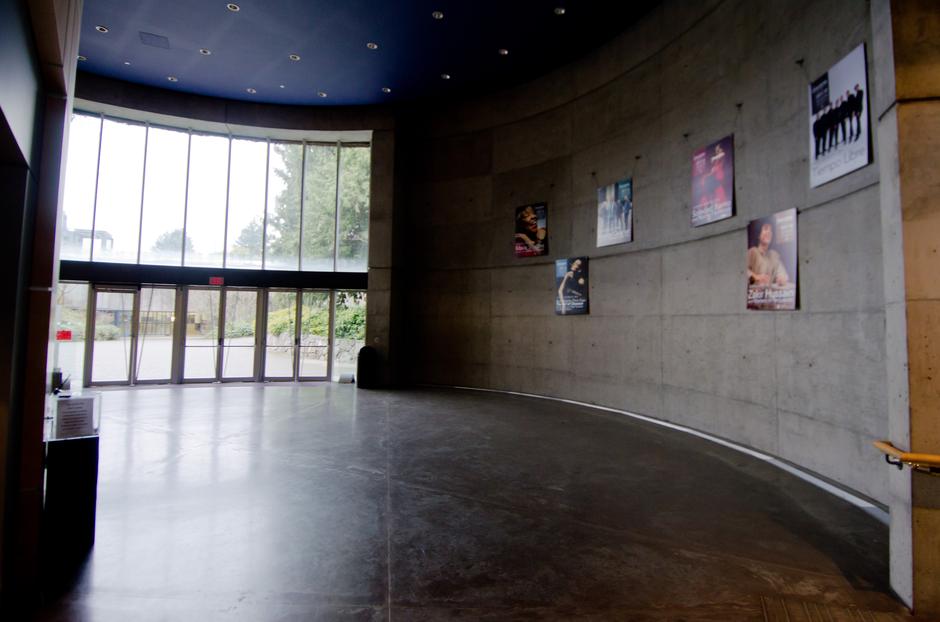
[596,178,632,247]
[808,43,870,188]
[747,208,797,311]
[555,257,589,315]
[691,135,734,227]
[514,203,548,257]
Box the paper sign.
[56,396,96,439]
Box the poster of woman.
[514,203,548,257]
[691,135,734,227]
[746,208,798,310]
[596,179,632,247]
[555,257,589,315]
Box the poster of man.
[808,43,869,188]
[691,135,734,227]
[555,257,589,315]
[596,178,632,247]
[747,208,797,311]
[514,203,548,257]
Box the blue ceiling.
[77,0,657,106]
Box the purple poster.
[691,135,734,227]
[514,203,548,257]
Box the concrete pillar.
[873,0,940,615]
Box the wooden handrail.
[873,440,940,473]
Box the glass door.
[88,287,138,385]
[222,288,259,380]
[298,290,331,380]
[183,287,221,381]
[332,291,366,381]
[264,290,297,380]
[135,286,177,383]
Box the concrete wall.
[401,0,890,502]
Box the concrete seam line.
[431,383,888,524]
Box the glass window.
[61,114,102,261]
[140,127,189,266]
[226,138,267,269]
[332,290,366,380]
[184,133,229,268]
[301,144,337,271]
[91,289,135,382]
[51,282,88,388]
[93,119,146,263]
[336,146,370,272]
[264,142,303,270]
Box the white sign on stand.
[56,396,96,439]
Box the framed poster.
[596,178,632,247]
[808,43,870,188]
[747,208,797,311]
[555,257,589,315]
[691,135,734,227]
[514,203,548,257]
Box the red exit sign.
[209,276,224,286]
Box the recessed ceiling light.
[279,84,285,89]
[440,73,451,80]
[317,91,328,98]
[199,48,211,55]
[498,48,509,56]
[554,7,566,15]
[246,87,256,94]
[366,42,378,50]
[431,10,443,19]
[123,60,131,65]
[289,53,301,61]
[95,25,109,33]
[381,86,391,93]
[167,75,178,82]
[226,3,240,11]
[77,55,87,61]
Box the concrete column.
[873,0,940,615]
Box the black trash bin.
[357,345,380,389]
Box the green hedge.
[266,304,364,340]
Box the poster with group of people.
[808,43,869,188]
[596,178,633,247]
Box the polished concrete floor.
[36,384,914,621]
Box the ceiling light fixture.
[95,25,109,33]
[279,84,285,89]
[124,61,131,65]
[226,3,240,11]
[366,42,378,50]
[381,87,391,93]
[77,55,87,61]
[554,7,566,15]
[246,87,257,93]
[317,91,328,98]
[498,48,509,56]
[289,53,301,61]
[431,10,443,19]
[167,76,179,82]
[440,73,451,80]
[199,48,212,55]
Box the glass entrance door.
[183,287,221,381]
[135,286,177,382]
[222,288,259,380]
[264,290,297,380]
[298,290,331,380]
[88,287,138,385]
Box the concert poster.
[555,257,589,316]
[691,135,734,227]
[596,178,632,247]
[747,208,798,311]
[808,43,870,188]
[514,203,548,257]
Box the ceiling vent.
[139,31,170,49]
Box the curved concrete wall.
[402,0,889,502]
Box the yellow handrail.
[873,440,940,472]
